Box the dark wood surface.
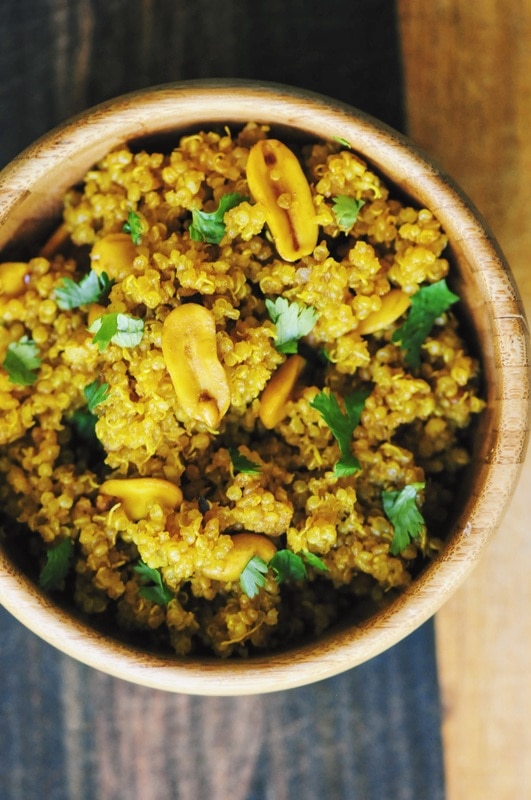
[0,0,405,170]
[0,3,445,798]
[0,608,443,800]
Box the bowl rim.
[0,78,529,695]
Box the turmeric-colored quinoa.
[0,124,485,657]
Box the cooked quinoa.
[0,123,485,657]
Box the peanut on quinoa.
[0,124,484,657]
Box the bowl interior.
[0,80,528,694]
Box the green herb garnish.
[134,561,173,605]
[122,210,143,245]
[189,192,248,245]
[70,408,98,443]
[239,550,328,597]
[2,337,41,386]
[68,380,109,444]
[391,279,459,368]
[39,538,74,591]
[301,551,329,572]
[382,482,426,555]
[239,555,269,598]
[88,312,144,351]
[269,549,307,582]
[310,388,370,477]
[332,196,365,230]
[265,297,319,354]
[54,269,113,310]
[333,136,352,149]
[83,379,110,412]
[270,549,328,584]
[229,447,261,475]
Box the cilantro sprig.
[69,380,109,444]
[2,337,41,386]
[239,555,269,597]
[392,279,459,368]
[229,447,261,475]
[270,550,308,582]
[70,408,98,443]
[83,379,110,413]
[265,297,319,354]
[122,210,143,245]
[88,312,144,351]
[332,196,365,231]
[239,549,328,598]
[333,136,352,149]
[189,192,248,245]
[134,561,173,605]
[382,482,426,555]
[310,388,370,477]
[38,538,74,591]
[54,269,113,310]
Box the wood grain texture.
[0,607,445,800]
[398,2,531,798]
[0,0,404,170]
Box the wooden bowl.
[0,80,528,695]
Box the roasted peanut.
[202,533,277,583]
[99,477,183,521]
[246,139,318,262]
[259,354,306,429]
[0,262,28,297]
[90,233,137,279]
[162,303,230,429]
[357,289,411,335]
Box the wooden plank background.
[398,3,531,798]
[1,1,530,797]
[0,608,445,800]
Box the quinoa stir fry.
[0,124,485,657]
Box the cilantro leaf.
[239,555,268,598]
[134,561,173,605]
[333,136,352,149]
[265,297,318,354]
[54,269,113,310]
[229,447,261,475]
[88,312,144,351]
[301,550,329,572]
[83,379,110,412]
[70,408,98,443]
[239,549,329,597]
[270,550,307,583]
[68,380,108,445]
[392,279,459,368]
[333,454,363,477]
[332,196,365,230]
[382,482,426,555]
[2,337,41,386]
[189,192,248,244]
[309,388,370,477]
[122,210,143,245]
[39,538,74,591]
